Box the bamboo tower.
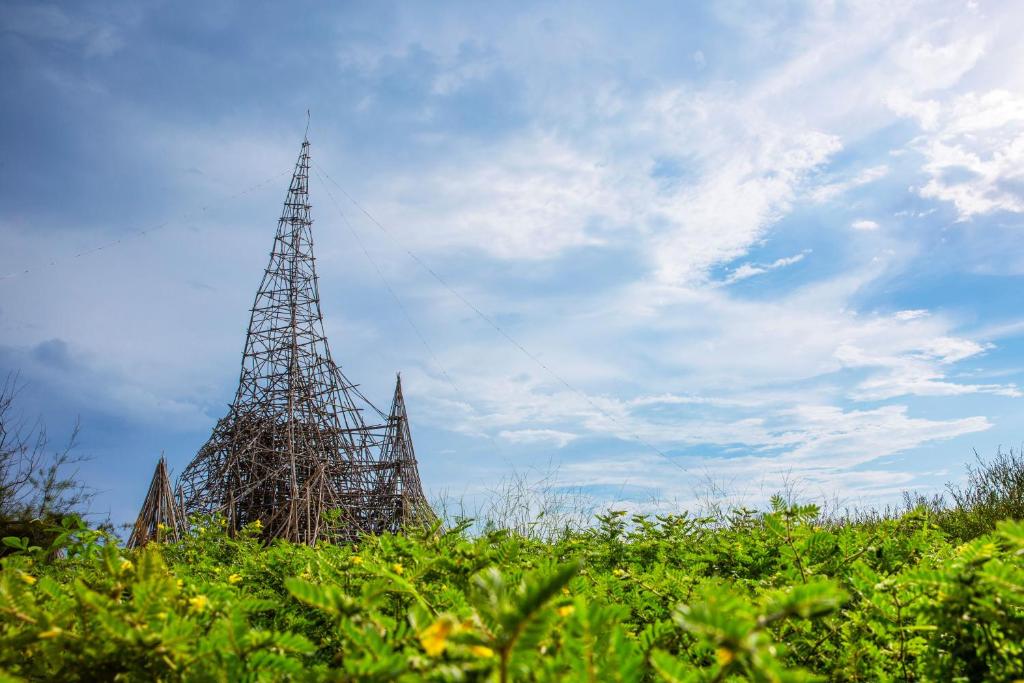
[127,455,181,548]
[175,136,433,544]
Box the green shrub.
[2,450,1024,680]
[0,500,1021,681]
[939,449,1024,542]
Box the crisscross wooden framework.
[173,138,434,544]
[127,455,182,548]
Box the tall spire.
[374,374,436,530]
[177,138,382,544]
[127,455,181,549]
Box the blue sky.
[2,1,1024,527]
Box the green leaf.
[284,577,356,617]
[649,649,696,683]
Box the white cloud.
[811,165,890,203]
[919,336,990,364]
[397,240,1016,480]
[498,428,579,448]
[372,134,628,260]
[370,89,842,285]
[888,92,942,131]
[774,404,990,466]
[340,2,1016,283]
[895,309,928,321]
[723,252,808,284]
[851,219,880,231]
[438,372,998,464]
[643,96,840,283]
[890,34,988,94]
[551,401,991,509]
[892,90,1024,217]
[834,334,1019,401]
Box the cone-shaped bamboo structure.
[127,456,182,548]
[373,374,437,531]
[175,137,433,544]
[177,138,383,544]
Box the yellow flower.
[38,626,63,639]
[392,563,404,575]
[715,647,734,666]
[252,520,263,530]
[350,555,364,565]
[419,616,455,657]
[188,595,210,613]
[19,573,36,586]
[469,645,494,658]
[228,573,243,585]
[612,568,627,578]
[557,604,575,617]
[120,559,134,572]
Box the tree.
[0,373,90,546]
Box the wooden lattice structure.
[371,374,437,531]
[174,137,434,544]
[127,456,182,548]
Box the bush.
[2,444,1023,679]
[0,496,1022,681]
[939,448,1024,542]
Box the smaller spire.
[127,455,183,548]
[376,374,436,530]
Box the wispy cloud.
[851,219,880,231]
[498,428,579,448]
[722,251,809,284]
[811,165,890,203]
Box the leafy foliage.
[940,448,1024,542]
[0,489,1023,680]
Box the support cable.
[311,167,508,458]
[313,162,688,475]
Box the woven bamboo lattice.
[371,374,437,531]
[175,137,433,544]
[127,455,182,548]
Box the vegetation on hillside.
[1,450,1023,681]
